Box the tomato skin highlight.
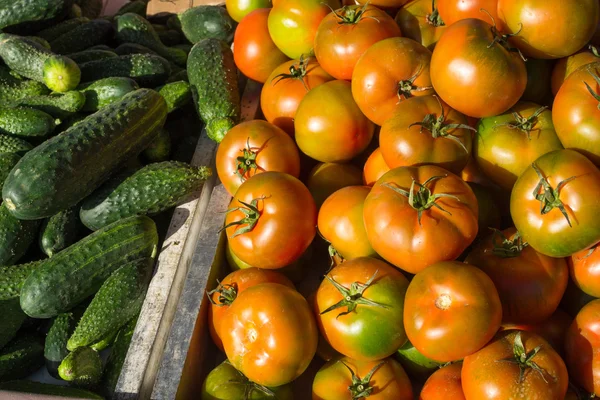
[437,0,498,25]
[226,0,272,22]
[569,244,600,298]
[419,362,466,400]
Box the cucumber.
[188,39,240,143]
[166,14,181,32]
[179,6,236,44]
[68,49,117,64]
[102,316,137,398]
[173,43,192,54]
[39,206,81,257]
[158,80,191,113]
[0,153,21,187]
[157,30,182,47]
[0,0,72,31]
[50,19,114,55]
[114,42,156,56]
[37,17,90,42]
[0,299,27,350]
[43,55,81,92]
[116,13,187,66]
[166,69,188,83]
[0,134,33,154]
[11,91,86,119]
[0,203,40,266]
[116,0,147,17]
[78,0,103,19]
[44,311,78,378]
[68,258,153,350]
[80,162,211,230]
[20,215,158,318]
[2,89,168,220]
[79,77,140,112]
[142,128,171,162]
[0,66,50,107]
[69,3,82,18]
[0,261,43,301]
[0,107,56,138]
[0,333,44,382]
[90,329,118,352]
[79,54,171,88]
[58,346,102,386]
[0,380,104,399]
[25,36,51,50]
[57,113,86,133]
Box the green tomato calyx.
[235,137,263,183]
[531,163,576,227]
[426,0,445,27]
[497,332,552,384]
[397,63,432,100]
[489,228,528,258]
[483,8,527,62]
[584,66,600,110]
[206,279,238,306]
[341,360,384,399]
[503,106,548,139]
[223,197,267,238]
[272,55,311,92]
[224,361,279,399]
[328,2,376,25]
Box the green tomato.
[395,339,441,381]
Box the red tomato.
[430,18,526,118]
[419,363,466,400]
[216,119,301,196]
[233,9,289,83]
[225,171,317,269]
[363,148,390,186]
[261,57,334,136]
[569,244,600,298]
[437,0,498,25]
[395,0,447,50]
[352,37,433,126]
[294,80,375,162]
[307,162,364,208]
[355,0,410,11]
[226,0,272,22]
[404,261,502,362]
[551,48,600,96]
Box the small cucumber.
[102,316,137,398]
[44,311,78,378]
[0,107,56,138]
[0,333,44,382]
[157,80,191,113]
[0,66,50,107]
[68,49,117,64]
[0,380,103,399]
[0,153,21,187]
[0,134,33,154]
[79,77,140,112]
[0,203,40,266]
[39,206,81,257]
[58,347,102,387]
[37,17,90,42]
[114,42,156,56]
[50,19,114,55]
[11,91,86,119]
[179,6,236,44]
[79,54,171,88]
[142,128,171,162]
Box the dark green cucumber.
[11,91,86,119]
[0,299,27,350]
[0,380,104,399]
[79,54,171,88]
[68,258,153,350]
[0,0,71,31]
[0,333,44,382]
[157,80,191,113]
[57,113,86,133]
[77,0,103,19]
[39,206,81,257]
[37,17,90,42]
[44,311,78,378]
[20,215,158,318]
[0,203,40,266]
[25,36,51,50]
[58,346,102,386]
[116,0,147,17]
[143,128,171,162]
[179,6,236,44]
[2,89,167,220]
[50,19,114,55]
[166,14,181,32]
[188,39,240,143]
[0,134,33,155]
[173,43,192,54]
[79,77,140,112]
[68,49,117,64]
[0,66,50,107]
[80,162,211,230]
[157,30,182,47]
[90,329,118,352]
[166,69,188,83]
[0,153,21,187]
[114,42,156,56]
[116,13,187,66]
[0,261,43,301]
[102,315,137,398]
[0,107,56,138]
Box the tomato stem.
[226,368,278,399]
[222,197,266,237]
[497,332,553,384]
[326,1,378,25]
[397,64,432,99]
[206,280,238,306]
[501,106,547,139]
[426,0,445,27]
[272,55,311,92]
[235,137,267,182]
[488,228,528,258]
[590,44,600,58]
[531,163,576,227]
[340,360,384,399]
[584,66,600,109]
[481,8,527,62]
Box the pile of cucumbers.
[0,0,240,398]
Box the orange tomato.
[569,244,600,298]
[306,162,364,208]
[419,363,466,400]
[395,0,447,50]
[363,148,390,186]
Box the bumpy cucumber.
[166,69,188,83]
[79,54,171,88]
[39,206,81,257]
[157,30,182,47]
[158,80,191,113]
[0,153,21,187]
[0,333,44,382]
[114,42,156,56]
[0,299,27,350]
[0,261,43,301]
[68,49,117,64]
[58,346,102,386]
[0,203,40,266]
[0,66,50,107]
[37,17,90,42]
[44,311,78,378]
[25,37,51,50]
[179,6,236,44]
[50,19,114,55]
[0,380,103,399]
[0,0,72,31]
[11,91,86,119]
[90,329,118,352]
[0,134,33,154]
[102,315,137,397]
[0,107,56,138]
[79,77,140,112]
[43,55,81,92]
[143,128,171,162]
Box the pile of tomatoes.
[202,0,600,398]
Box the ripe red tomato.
[216,120,301,196]
[314,5,401,81]
[380,95,473,175]
[551,48,600,96]
[314,257,409,361]
[294,80,375,162]
[233,9,289,83]
[462,330,569,399]
[404,261,502,362]
[352,37,433,126]
[437,0,498,25]
[221,282,318,387]
[363,148,390,186]
[261,57,334,136]
[225,171,317,269]
[430,18,526,118]
[569,244,600,298]
[363,165,478,274]
[497,0,599,59]
[312,357,413,400]
[395,0,446,50]
[226,0,271,22]
[510,149,600,258]
[565,299,600,396]
[419,363,466,400]
[306,162,363,208]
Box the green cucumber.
[79,77,140,112]
[80,161,211,230]
[0,153,21,187]
[68,258,153,350]
[116,13,187,66]
[57,113,86,132]
[44,311,78,378]
[166,69,188,83]
[39,206,81,257]
[102,316,137,398]
[142,128,171,162]
[79,54,171,87]
[11,91,86,119]
[166,14,181,32]
[0,333,44,382]
[158,80,191,113]
[173,43,192,54]
[0,261,43,301]
[25,36,51,50]
[2,89,167,220]
[58,346,102,386]
[0,107,56,138]
[0,0,72,31]
[68,49,117,64]
[0,203,40,266]
[37,17,90,42]
[0,299,27,350]
[20,215,158,318]
[50,19,114,55]
[188,39,240,143]
[90,329,118,352]
[116,0,147,17]
[0,380,104,399]
[0,134,33,155]
[43,55,81,92]
[114,42,156,56]
[157,30,182,47]
[0,66,50,107]
[179,6,236,44]
[77,0,103,19]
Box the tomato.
[510,149,600,258]
[467,182,502,232]
[462,330,569,399]
[318,186,376,260]
[226,0,272,22]
[380,95,473,175]
[497,0,599,59]
[430,18,526,118]
[294,80,375,162]
[233,9,289,83]
[352,37,434,126]
[307,162,363,208]
[395,0,447,50]
[312,356,413,400]
[395,339,441,381]
[314,4,401,81]
[560,278,597,319]
[437,0,498,25]
[461,154,492,186]
[225,171,317,269]
[261,57,334,136]
[216,120,301,196]
[363,165,478,274]
[566,300,600,396]
[314,257,409,361]
[521,58,554,106]
[268,0,341,59]
[363,148,390,186]
[553,62,600,165]
[355,0,409,11]
[404,261,502,362]
[569,244,600,298]
[475,102,563,191]
[551,48,600,96]
[419,363,466,400]
[201,360,294,399]
[221,283,318,387]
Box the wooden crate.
[146,0,225,16]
